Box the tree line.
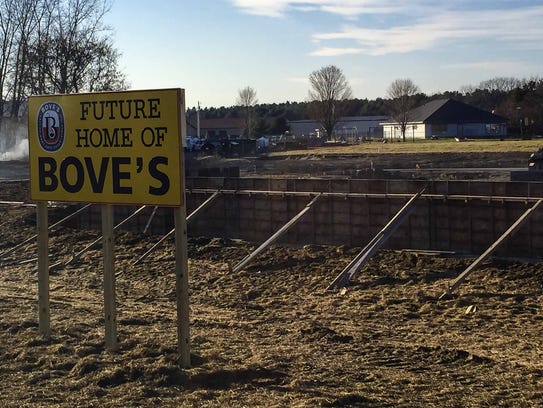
[0,0,126,119]
[189,72,543,139]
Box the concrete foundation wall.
[76,177,543,259]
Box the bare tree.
[237,86,258,138]
[386,78,420,142]
[0,0,126,101]
[9,0,40,116]
[308,65,352,141]
[478,77,521,93]
[0,0,20,118]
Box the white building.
[381,99,507,141]
[288,116,389,141]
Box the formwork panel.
[238,196,255,210]
[255,199,271,211]
[469,182,493,196]
[313,197,332,222]
[329,179,351,193]
[506,183,530,197]
[450,234,472,253]
[294,179,329,193]
[331,198,350,214]
[78,177,543,260]
[350,180,370,193]
[387,180,425,194]
[471,232,493,248]
[368,180,387,194]
[202,177,228,190]
[471,219,493,234]
[433,230,451,251]
[351,213,367,226]
[331,211,351,225]
[431,181,449,196]
[254,209,270,222]
[531,236,543,250]
[447,181,471,195]
[269,179,288,191]
[252,178,272,191]
[254,220,272,235]
[492,183,507,197]
[527,182,543,197]
[269,196,288,213]
[351,225,370,242]
[409,226,429,240]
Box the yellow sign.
[28,89,185,205]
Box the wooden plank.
[174,205,191,367]
[440,199,543,298]
[37,201,50,338]
[231,194,322,273]
[102,204,118,351]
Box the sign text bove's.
[28,88,185,206]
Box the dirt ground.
[190,150,531,181]
[1,150,543,407]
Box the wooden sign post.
[101,204,118,351]
[28,89,189,362]
[175,206,190,367]
[37,201,50,338]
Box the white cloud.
[231,1,543,56]
[230,0,415,18]
[309,46,363,56]
[230,0,289,17]
[311,6,543,56]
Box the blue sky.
[105,0,543,109]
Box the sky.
[105,0,543,109]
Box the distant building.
[287,116,389,140]
[193,118,245,141]
[381,99,507,140]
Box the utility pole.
[197,101,200,139]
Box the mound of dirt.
[1,196,543,407]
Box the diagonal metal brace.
[231,193,322,273]
[327,186,426,290]
[439,198,543,299]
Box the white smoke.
[0,118,29,161]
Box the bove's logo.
[37,102,65,152]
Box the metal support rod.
[133,191,221,265]
[232,194,322,273]
[187,187,543,204]
[328,187,426,289]
[47,205,148,270]
[143,206,159,234]
[0,203,92,259]
[440,199,543,298]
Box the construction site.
[1,145,543,407]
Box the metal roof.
[384,99,507,124]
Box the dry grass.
[2,223,543,407]
[270,138,543,156]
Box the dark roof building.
[186,118,245,140]
[382,99,507,140]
